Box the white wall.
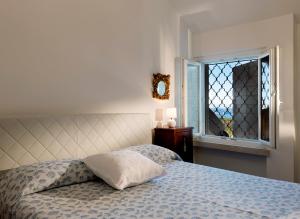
[192,14,295,181]
[295,23,300,182]
[179,20,192,59]
[0,0,178,120]
[194,148,267,177]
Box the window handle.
[271,83,276,97]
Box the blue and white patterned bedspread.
[4,161,300,219]
[1,144,300,219]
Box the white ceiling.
[170,0,300,33]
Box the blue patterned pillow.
[0,159,96,210]
[127,144,182,164]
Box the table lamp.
[155,109,164,128]
[166,107,177,128]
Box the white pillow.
[83,150,166,190]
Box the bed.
[0,144,300,219]
[0,114,300,219]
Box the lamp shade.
[166,108,177,119]
[155,109,164,121]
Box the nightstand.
[153,127,193,162]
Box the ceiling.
[169,0,300,33]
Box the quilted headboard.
[0,113,151,171]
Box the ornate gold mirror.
[152,73,170,100]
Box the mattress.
[1,145,300,219]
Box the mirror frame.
[152,73,170,100]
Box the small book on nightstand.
[153,127,193,162]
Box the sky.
[208,60,255,109]
[187,58,270,120]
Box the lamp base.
[167,119,176,128]
[156,121,163,128]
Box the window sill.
[193,136,271,157]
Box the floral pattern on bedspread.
[128,144,182,164]
[0,159,95,213]
[5,161,300,219]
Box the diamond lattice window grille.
[205,59,259,139]
[261,57,270,109]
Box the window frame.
[180,47,277,149]
[184,61,202,133]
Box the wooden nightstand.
[153,127,193,162]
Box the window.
[186,63,200,133]
[205,59,259,140]
[176,48,277,148]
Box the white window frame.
[176,47,278,149]
[184,61,202,133]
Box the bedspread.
[4,161,300,219]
